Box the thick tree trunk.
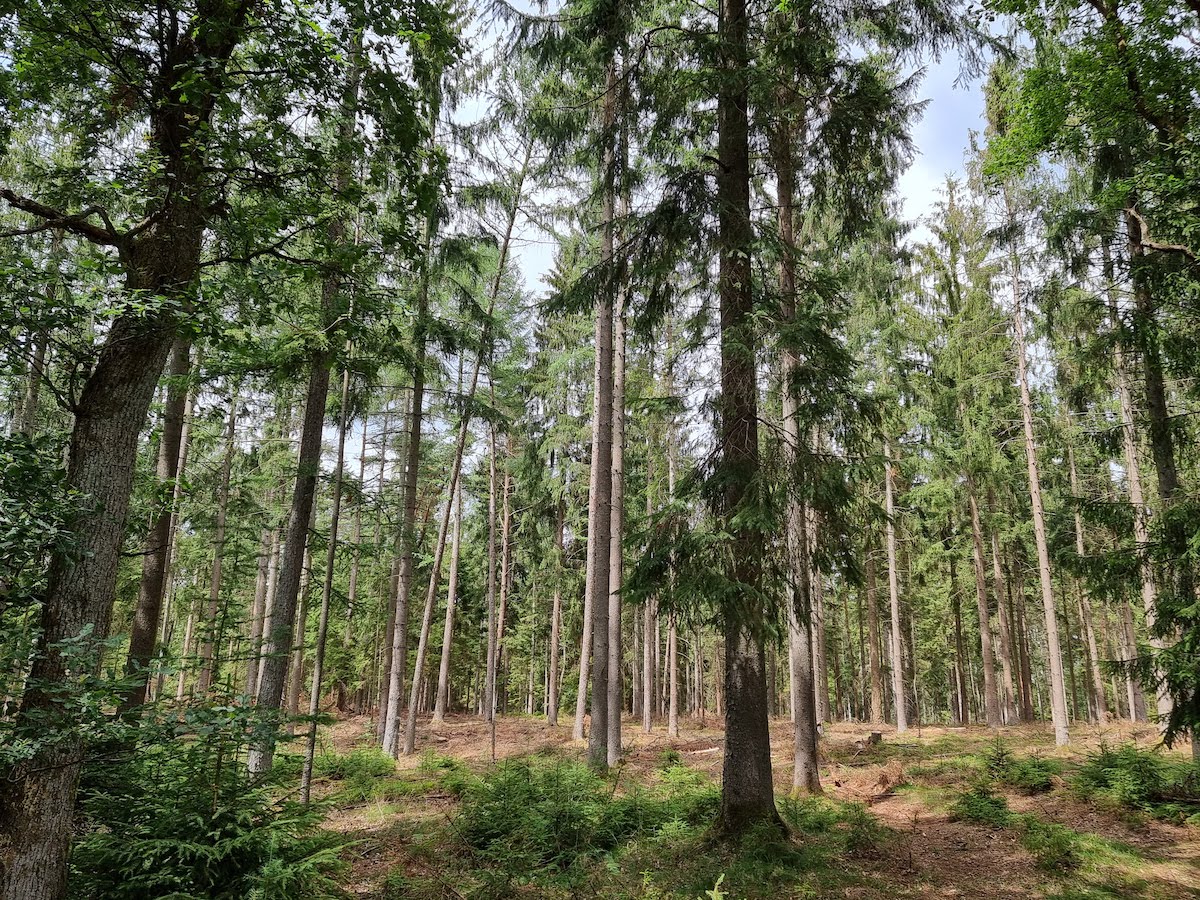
[715,0,779,834]
[582,57,619,769]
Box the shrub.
[950,783,1012,828]
[983,739,1057,794]
[1073,743,1200,822]
[454,758,720,875]
[417,750,473,796]
[71,726,344,899]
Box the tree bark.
[121,338,193,709]
[1004,185,1069,745]
[583,56,619,769]
[966,481,1002,726]
[714,0,780,834]
[1105,235,1172,722]
[884,440,908,732]
[197,386,240,695]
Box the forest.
[1,1,1199,898]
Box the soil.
[315,714,1200,898]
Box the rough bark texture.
[865,548,885,723]
[121,338,192,709]
[585,58,618,769]
[249,360,329,771]
[0,8,252,892]
[715,0,780,834]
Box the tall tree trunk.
[642,431,656,733]
[0,9,253,877]
[865,546,885,723]
[884,440,907,732]
[607,234,627,766]
[121,339,193,709]
[1004,186,1069,746]
[966,481,1002,727]
[197,388,240,695]
[988,506,1017,724]
[715,0,779,834]
[1064,430,1108,723]
[484,422,499,725]
[252,62,361,765]
[583,57,619,769]
[547,495,565,726]
[300,356,352,799]
[775,99,820,790]
[286,531,316,735]
[948,547,969,724]
[1105,235,1171,722]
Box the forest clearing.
[3,1,1200,898]
[308,715,1200,898]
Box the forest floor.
[301,714,1200,899]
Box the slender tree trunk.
[197,388,240,695]
[1004,186,1069,745]
[988,508,1017,724]
[607,233,627,766]
[301,358,352,801]
[966,482,1002,726]
[484,423,499,724]
[642,440,656,733]
[381,120,440,754]
[547,496,565,726]
[775,100,820,789]
[1065,432,1108,723]
[286,531,316,734]
[864,547,885,723]
[121,339,193,708]
[1105,236,1171,722]
[884,440,907,732]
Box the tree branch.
[1125,207,1197,261]
[0,189,123,246]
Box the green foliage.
[1073,743,1200,823]
[417,750,473,796]
[983,739,1058,794]
[454,758,719,876]
[70,721,344,899]
[949,782,1012,828]
[1019,818,1079,873]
